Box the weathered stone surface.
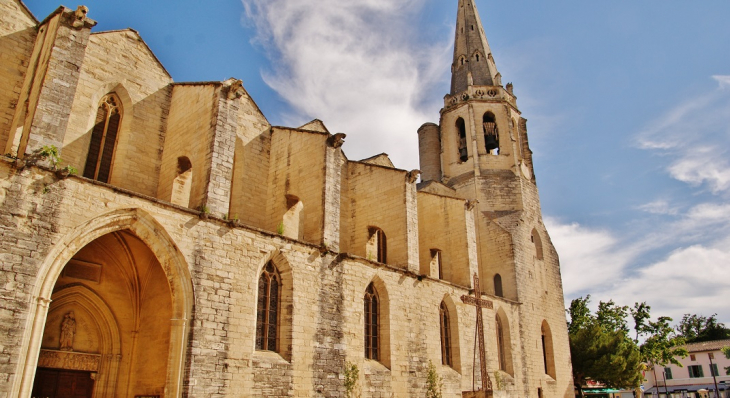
[0,1,573,397]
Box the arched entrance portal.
[32,230,173,398]
[14,208,192,398]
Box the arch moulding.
[13,207,194,398]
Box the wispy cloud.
[611,243,730,324]
[714,75,730,89]
[545,217,637,296]
[241,0,452,169]
[549,214,730,325]
[636,199,679,216]
[636,75,730,194]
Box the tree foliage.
[567,297,690,397]
[567,296,643,396]
[630,302,651,342]
[676,313,730,343]
[596,300,630,334]
[639,316,687,368]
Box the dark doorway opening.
[32,368,94,398]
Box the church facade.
[0,0,573,397]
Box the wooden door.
[32,368,94,398]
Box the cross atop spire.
[450,0,501,95]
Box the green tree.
[676,314,730,343]
[567,295,594,334]
[630,302,651,342]
[639,316,688,391]
[722,346,730,375]
[596,300,630,334]
[567,296,643,397]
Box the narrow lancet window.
[496,315,506,371]
[282,195,303,240]
[457,117,468,162]
[541,321,556,378]
[256,262,280,352]
[84,93,122,182]
[364,283,379,360]
[431,249,443,279]
[439,302,452,366]
[531,228,544,260]
[367,227,387,263]
[171,157,193,207]
[494,274,503,297]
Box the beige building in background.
[0,0,573,396]
[644,339,730,398]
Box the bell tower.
[417,0,572,396]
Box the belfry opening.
[31,230,173,398]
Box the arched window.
[541,321,556,378]
[84,93,122,182]
[475,53,481,62]
[439,302,452,366]
[496,315,506,371]
[431,249,443,279]
[483,112,499,155]
[456,117,468,162]
[494,274,503,298]
[171,157,193,207]
[282,194,304,240]
[531,228,544,260]
[367,227,387,263]
[256,262,280,352]
[364,283,379,360]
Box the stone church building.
[0,0,573,396]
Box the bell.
[485,135,498,150]
[460,147,469,162]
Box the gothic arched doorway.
[31,230,174,398]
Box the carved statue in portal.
[60,311,77,351]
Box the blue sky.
[25,0,730,326]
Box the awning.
[582,388,622,393]
[644,384,728,394]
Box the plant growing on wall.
[344,361,360,398]
[493,370,504,390]
[38,145,61,168]
[426,360,443,398]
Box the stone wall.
[228,89,271,229]
[159,83,217,210]
[416,191,472,286]
[0,0,36,154]
[344,162,411,269]
[0,160,531,398]
[266,128,328,245]
[62,30,172,197]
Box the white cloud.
[241,0,452,170]
[667,146,730,194]
[636,200,679,216]
[610,243,730,325]
[636,75,730,194]
[714,75,730,89]
[544,217,636,297]
[550,214,730,325]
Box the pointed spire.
[450,0,500,95]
